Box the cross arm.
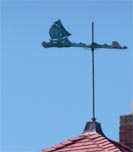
[42,41,127,50]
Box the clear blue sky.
[1,0,133,152]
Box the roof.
[41,132,132,152]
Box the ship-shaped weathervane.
[42,19,127,122]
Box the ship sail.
[49,19,71,40]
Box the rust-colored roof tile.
[60,140,73,146]
[52,143,64,149]
[68,135,84,141]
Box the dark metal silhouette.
[42,19,127,122]
[49,20,71,41]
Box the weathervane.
[42,19,127,122]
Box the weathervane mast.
[42,19,127,122]
[91,22,96,121]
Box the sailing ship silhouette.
[49,19,71,44]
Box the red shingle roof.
[41,133,132,152]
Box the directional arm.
[42,41,127,49]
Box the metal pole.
[91,22,96,122]
[92,22,94,44]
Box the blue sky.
[1,0,133,152]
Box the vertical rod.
[92,49,96,121]
[92,22,94,43]
[91,22,96,122]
